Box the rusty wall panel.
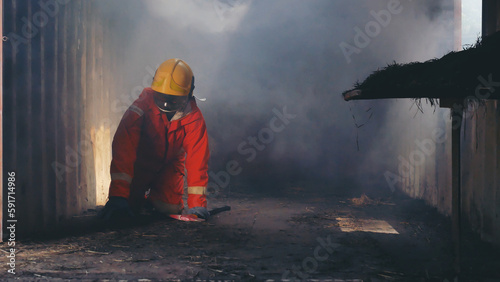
[83,0,96,209]
[2,0,115,237]
[41,0,58,230]
[25,0,39,232]
[78,1,90,208]
[75,1,89,215]
[57,0,69,220]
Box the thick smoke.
[98,0,456,194]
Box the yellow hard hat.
[151,58,194,96]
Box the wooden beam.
[440,98,463,274]
[451,102,462,273]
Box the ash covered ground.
[2,183,499,281]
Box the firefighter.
[99,58,210,220]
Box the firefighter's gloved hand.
[187,206,210,220]
[98,197,134,220]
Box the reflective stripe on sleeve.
[129,105,144,116]
[188,186,207,195]
[111,172,132,184]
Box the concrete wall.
[461,101,500,243]
[460,0,500,245]
[387,101,452,216]
[392,94,500,248]
[395,0,500,246]
[2,0,116,237]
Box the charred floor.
[2,183,499,281]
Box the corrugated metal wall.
[2,0,115,237]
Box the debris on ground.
[2,187,499,280]
[349,193,396,206]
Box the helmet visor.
[154,92,189,112]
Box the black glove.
[186,206,210,220]
[98,197,134,220]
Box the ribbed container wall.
[2,0,115,237]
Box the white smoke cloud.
[100,0,458,190]
[145,0,250,33]
[462,0,482,46]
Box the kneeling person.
[100,58,210,220]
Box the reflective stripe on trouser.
[187,186,207,208]
[188,186,206,195]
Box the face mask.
[154,92,189,112]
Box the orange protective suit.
[108,87,209,213]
